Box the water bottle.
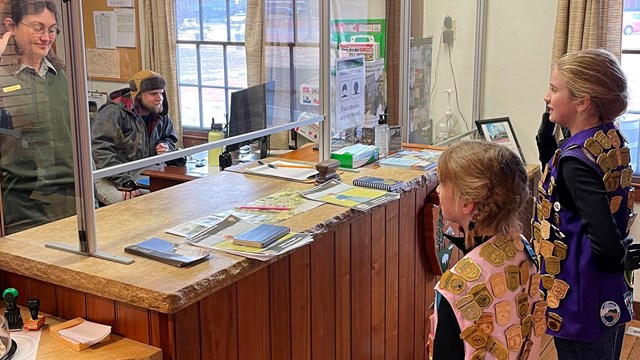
[375,112,389,158]
[208,119,224,166]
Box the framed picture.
[475,117,526,162]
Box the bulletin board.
[82,0,142,82]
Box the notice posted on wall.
[335,56,365,133]
[86,48,121,79]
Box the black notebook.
[232,224,291,248]
[124,237,209,267]
[352,176,404,192]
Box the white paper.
[107,0,133,7]
[93,11,117,49]
[11,331,41,360]
[115,8,136,48]
[244,160,319,181]
[86,48,121,79]
[58,321,111,346]
[335,56,365,133]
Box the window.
[175,0,320,131]
[621,0,640,176]
[175,0,247,129]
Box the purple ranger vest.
[533,124,635,341]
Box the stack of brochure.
[300,179,400,211]
[189,215,313,261]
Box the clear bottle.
[375,112,389,158]
[208,119,224,166]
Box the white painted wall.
[423,0,476,137]
[423,0,556,162]
[482,0,557,164]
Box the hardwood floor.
[539,320,640,360]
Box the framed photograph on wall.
[475,117,526,162]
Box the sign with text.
[335,56,365,133]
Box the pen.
[271,164,315,169]
[257,160,278,169]
[339,167,360,173]
[236,206,291,211]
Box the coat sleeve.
[156,115,179,151]
[91,105,134,185]
[157,115,186,167]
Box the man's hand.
[0,32,12,56]
[156,142,169,154]
[623,237,640,271]
[120,189,142,201]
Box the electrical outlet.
[442,18,455,46]
[443,30,454,45]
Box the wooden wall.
[1,186,444,360]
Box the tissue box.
[331,144,378,168]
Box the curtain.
[245,0,291,150]
[142,0,183,145]
[551,0,623,139]
[245,0,265,87]
[552,0,623,63]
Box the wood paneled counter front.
[0,159,442,360]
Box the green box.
[331,146,379,168]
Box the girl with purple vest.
[431,141,542,360]
[535,49,640,359]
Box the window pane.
[203,3,228,42]
[177,44,198,85]
[266,46,292,123]
[176,0,201,41]
[227,46,247,88]
[179,86,201,128]
[622,53,640,113]
[296,1,320,43]
[294,46,320,116]
[229,3,246,42]
[620,53,640,175]
[201,45,225,87]
[202,87,228,127]
[266,2,294,43]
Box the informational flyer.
[86,48,120,79]
[115,8,136,48]
[93,11,117,49]
[107,0,134,7]
[335,56,365,133]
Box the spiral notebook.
[352,176,404,192]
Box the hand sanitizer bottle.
[375,111,389,158]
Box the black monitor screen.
[227,81,275,153]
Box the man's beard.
[141,100,163,114]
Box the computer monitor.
[226,81,276,158]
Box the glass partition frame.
[0,0,330,263]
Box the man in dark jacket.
[92,70,183,205]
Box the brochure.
[188,215,313,260]
[300,179,399,211]
[378,149,442,171]
[124,238,209,267]
[213,232,314,261]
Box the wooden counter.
[15,308,162,359]
[0,161,439,360]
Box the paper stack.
[58,320,111,346]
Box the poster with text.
[335,56,365,133]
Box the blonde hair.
[555,49,628,123]
[437,141,529,249]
